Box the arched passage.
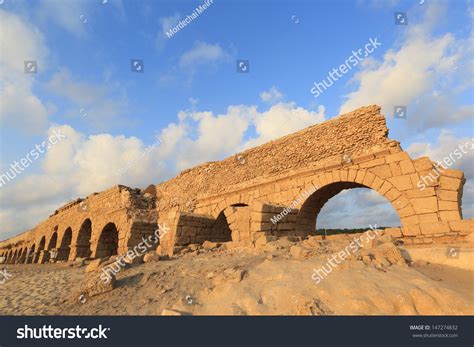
[296,181,402,234]
[12,250,18,264]
[47,232,58,250]
[19,247,28,263]
[209,211,232,242]
[27,244,35,263]
[75,219,92,258]
[58,227,72,261]
[7,250,13,263]
[316,188,401,232]
[34,236,46,263]
[95,223,119,258]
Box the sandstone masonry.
[1,105,472,263]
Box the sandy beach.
[1,234,473,316]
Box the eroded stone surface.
[1,105,472,264]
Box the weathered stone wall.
[1,105,472,262]
[0,185,157,263]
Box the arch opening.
[58,228,72,261]
[76,219,92,258]
[27,244,35,263]
[19,247,28,263]
[47,232,58,250]
[34,236,46,263]
[296,182,401,236]
[209,211,232,242]
[95,223,119,258]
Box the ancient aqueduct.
[1,105,472,264]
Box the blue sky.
[0,0,473,239]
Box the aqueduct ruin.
[1,105,472,263]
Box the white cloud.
[260,86,283,104]
[339,2,473,131]
[0,90,327,238]
[407,131,474,218]
[407,131,474,178]
[0,124,167,239]
[179,41,228,68]
[36,0,88,37]
[0,9,51,133]
[244,103,325,148]
[318,188,401,229]
[156,13,180,49]
[46,68,130,130]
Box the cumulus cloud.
[46,69,130,130]
[156,13,180,49]
[36,0,89,37]
[0,9,51,133]
[159,100,325,171]
[179,41,228,68]
[0,124,166,239]
[407,131,474,218]
[339,2,473,131]
[159,41,231,86]
[260,86,283,104]
[318,188,401,229]
[0,91,326,238]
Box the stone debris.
[80,272,116,297]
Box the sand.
[1,235,473,316]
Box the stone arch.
[47,232,58,250]
[95,222,119,258]
[6,250,12,263]
[34,236,46,263]
[75,219,92,259]
[209,210,233,242]
[58,227,72,261]
[295,170,410,234]
[9,250,15,263]
[19,247,28,263]
[27,244,35,264]
[12,249,18,263]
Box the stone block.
[437,190,459,201]
[388,175,413,191]
[413,157,433,171]
[402,225,420,236]
[386,152,410,164]
[419,222,450,235]
[438,211,461,222]
[389,163,402,176]
[439,176,463,191]
[370,164,392,178]
[383,227,402,238]
[418,213,439,223]
[399,160,416,174]
[449,219,473,232]
[438,200,459,211]
[411,197,438,214]
[406,187,435,198]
